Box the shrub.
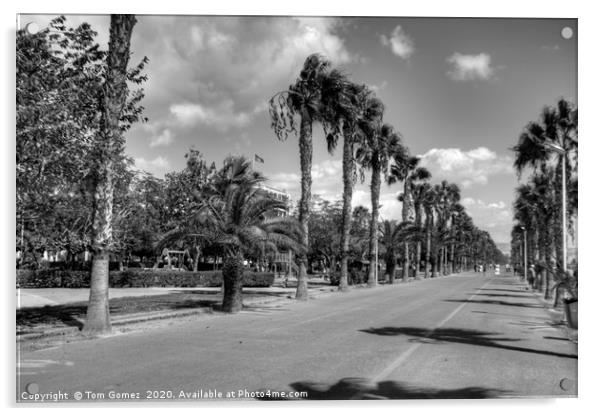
[16,268,274,288]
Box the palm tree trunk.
[554,160,564,271]
[295,108,312,301]
[193,247,201,272]
[415,242,422,280]
[367,154,381,288]
[222,254,244,313]
[83,14,136,335]
[339,134,354,292]
[403,243,410,282]
[424,223,431,279]
[401,180,411,280]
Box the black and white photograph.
[12,4,583,406]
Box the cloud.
[460,197,512,243]
[134,156,171,176]
[149,128,174,147]
[380,25,414,59]
[419,147,513,188]
[169,101,252,131]
[367,81,388,93]
[446,52,495,81]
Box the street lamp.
[520,225,527,282]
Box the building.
[256,184,291,218]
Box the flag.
[254,154,265,164]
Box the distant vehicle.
[494,264,500,275]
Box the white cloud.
[380,25,414,59]
[460,197,512,243]
[134,156,171,175]
[149,128,174,147]
[419,147,513,188]
[368,81,388,93]
[446,52,495,81]
[169,100,252,131]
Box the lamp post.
[520,226,527,282]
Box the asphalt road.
[17,271,577,402]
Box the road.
[17,272,577,401]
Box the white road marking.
[371,279,491,383]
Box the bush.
[17,269,90,288]
[16,268,275,288]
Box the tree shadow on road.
[259,377,510,400]
[444,299,541,309]
[468,293,532,298]
[482,288,530,294]
[359,327,577,360]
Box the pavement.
[16,278,329,309]
[16,272,577,402]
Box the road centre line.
[370,278,491,383]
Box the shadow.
[444,299,541,309]
[359,327,577,360]
[17,304,86,331]
[258,378,510,400]
[469,293,532,298]
[472,310,531,319]
[480,288,529,294]
[544,336,570,341]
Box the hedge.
[16,269,274,289]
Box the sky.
[21,14,577,246]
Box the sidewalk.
[523,281,578,343]
[17,282,337,349]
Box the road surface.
[17,272,577,401]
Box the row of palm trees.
[511,98,578,303]
[269,53,504,300]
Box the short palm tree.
[380,220,420,284]
[197,157,303,313]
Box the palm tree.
[83,14,137,335]
[381,220,420,284]
[388,152,419,280]
[355,100,405,287]
[409,178,432,279]
[319,81,372,291]
[198,157,303,312]
[269,54,344,300]
[422,183,438,278]
[513,98,578,270]
[433,181,461,276]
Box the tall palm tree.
[198,157,303,312]
[409,176,432,279]
[388,153,420,280]
[513,98,578,270]
[320,81,372,291]
[356,106,405,286]
[422,183,439,278]
[269,54,344,300]
[83,14,137,335]
[433,181,461,276]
